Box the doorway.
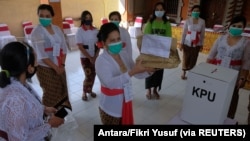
[126,0,161,24]
[200,0,226,28]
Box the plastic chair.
[23,25,34,46]
[0,23,11,36]
[128,17,143,38]
[213,24,224,32]
[62,22,73,34]
[64,17,74,28]
[64,17,78,34]
[134,17,143,28]
[101,17,108,25]
[0,23,16,49]
[62,22,77,51]
[22,21,33,28]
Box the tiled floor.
[30,38,249,141]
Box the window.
[165,0,179,17]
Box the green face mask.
[191,12,200,19]
[108,41,122,54]
[39,18,52,27]
[111,21,120,27]
[229,27,243,36]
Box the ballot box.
[180,62,239,124]
[168,113,237,125]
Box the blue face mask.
[111,21,120,27]
[39,18,52,27]
[108,41,122,54]
[155,11,165,18]
[229,27,243,36]
[191,12,200,19]
[84,20,92,25]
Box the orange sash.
[101,86,134,125]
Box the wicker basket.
[136,35,181,69]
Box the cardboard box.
[136,36,181,69]
[180,62,239,124]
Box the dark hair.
[80,10,93,26]
[109,11,121,21]
[0,42,35,88]
[229,15,247,28]
[97,23,120,42]
[191,5,201,12]
[37,4,55,17]
[149,2,168,24]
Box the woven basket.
[136,35,181,69]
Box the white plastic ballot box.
[168,113,237,125]
[180,62,239,124]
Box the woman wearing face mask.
[206,15,250,123]
[75,10,100,101]
[95,23,155,125]
[0,42,64,141]
[31,4,72,110]
[108,11,132,59]
[180,5,205,80]
[143,2,172,100]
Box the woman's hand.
[129,59,154,76]
[146,67,156,75]
[55,66,65,75]
[48,114,65,128]
[89,57,96,64]
[44,106,57,116]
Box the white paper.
[190,31,197,40]
[53,43,61,56]
[123,81,133,102]
[141,34,172,58]
[220,56,231,68]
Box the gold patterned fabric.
[99,107,121,125]
[81,58,96,93]
[36,65,72,110]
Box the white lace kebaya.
[0,78,51,141]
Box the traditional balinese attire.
[0,79,51,141]
[76,25,99,94]
[207,34,250,121]
[143,20,172,91]
[31,24,71,110]
[181,17,205,71]
[95,46,150,125]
